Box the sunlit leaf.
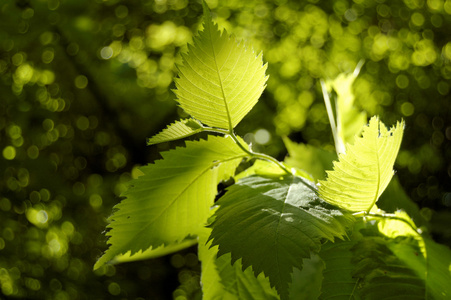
[234,159,287,181]
[147,119,204,145]
[283,137,336,181]
[174,3,268,130]
[94,136,245,269]
[377,177,426,228]
[209,175,354,299]
[327,63,367,146]
[319,116,404,212]
[110,238,197,264]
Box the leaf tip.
[202,0,212,21]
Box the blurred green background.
[1,0,450,299]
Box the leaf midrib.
[367,123,382,213]
[207,20,233,132]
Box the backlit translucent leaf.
[328,64,367,146]
[174,3,268,129]
[209,175,354,299]
[147,119,204,145]
[283,137,336,181]
[94,136,245,269]
[110,238,197,265]
[319,116,404,212]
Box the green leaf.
[351,236,426,300]
[209,175,354,299]
[422,238,451,300]
[147,118,204,145]
[110,238,197,265]
[376,213,451,299]
[199,228,237,300]
[283,137,337,181]
[319,240,360,300]
[199,228,279,300]
[174,3,268,130]
[234,159,287,181]
[377,176,427,228]
[329,65,367,146]
[318,116,404,213]
[289,254,324,300]
[94,136,245,270]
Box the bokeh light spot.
[0,198,11,211]
[76,116,89,131]
[100,47,113,60]
[42,48,54,64]
[411,12,425,27]
[396,74,409,89]
[3,146,16,160]
[40,189,51,202]
[254,129,271,145]
[115,5,129,18]
[74,75,88,89]
[89,194,103,208]
[27,145,40,159]
[401,102,415,116]
[108,282,121,296]
[36,210,49,224]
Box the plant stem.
[203,126,292,174]
[320,79,346,156]
[203,126,318,191]
[353,211,422,237]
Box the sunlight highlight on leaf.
[319,116,404,213]
[94,136,245,269]
[174,3,268,130]
[147,118,204,145]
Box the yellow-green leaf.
[174,3,268,130]
[319,116,404,213]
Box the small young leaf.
[174,2,268,130]
[94,136,245,270]
[209,175,354,300]
[147,118,204,145]
[319,116,404,213]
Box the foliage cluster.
[0,0,450,299]
[95,4,451,299]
